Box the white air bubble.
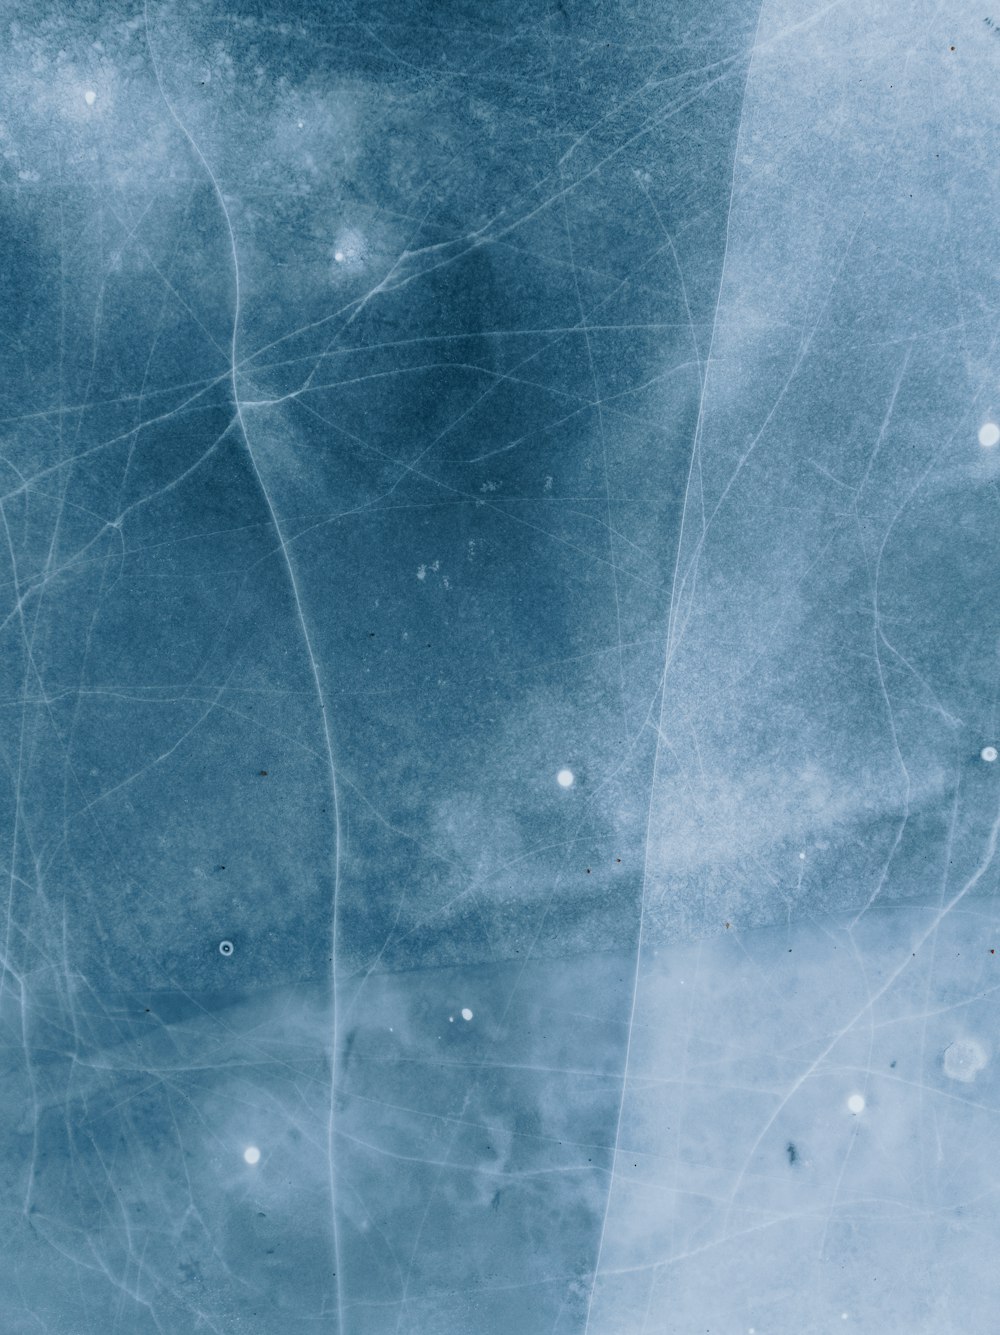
[461,1008,473,1021]
[979,422,1000,448]
[944,1038,988,1082]
[332,229,366,270]
[219,940,234,957]
[981,746,998,763]
[243,1145,260,1165]
[847,1093,865,1114]
[556,769,574,788]
[84,89,96,106]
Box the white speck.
[842,1316,849,1323]
[979,422,1000,448]
[943,1037,988,1082]
[297,119,304,128]
[981,746,997,763]
[243,1146,260,1165]
[461,1008,473,1021]
[798,851,806,860]
[416,565,426,580]
[448,1015,454,1023]
[847,1093,865,1114]
[218,939,234,957]
[332,229,367,269]
[556,768,575,788]
[84,89,96,106]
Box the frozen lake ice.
[0,0,998,1330]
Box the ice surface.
[0,0,997,1331]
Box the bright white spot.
[981,746,998,763]
[847,1093,865,1114]
[218,939,234,957]
[84,89,96,106]
[979,422,1000,448]
[332,229,367,270]
[448,1015,454,1022]
[842,1316,849,1322]
[297,119,304,128]
[243,1146,260,1165]
[556,768,574,788]
[943,1037,988,1082]
[461,1007,473,1021]
[798,851,806,860]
